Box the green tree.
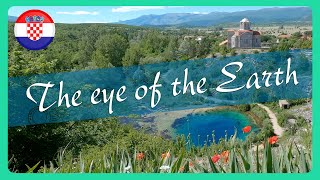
[163,37,179,61]
[122,43,144,66]
[292,32,302,39]
[196,37,212,58]
[72,36,95,69]
[93,34,129,68]
[178,39,197,59]
[261,35,276,42]
[230,49,237,56]
[140,31,169,55]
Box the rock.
[288,119,296,125]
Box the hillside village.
[179,19,312,56]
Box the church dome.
[240,18,250,22]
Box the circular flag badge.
[14,10,55,50]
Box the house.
[195,36,204,41]
[279,100,290,109]
[278,34,291,39]
[183,36,194,41]
[183,35,205,42]
[227,18,261,49]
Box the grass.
[265,99,311,127]
[18,131,311,173]
[8,102,311,173]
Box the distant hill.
[118,7,312,27]
[8,16,17,22]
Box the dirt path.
[257,103,284,136]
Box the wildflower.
[161,152,170,159]
[136,152,144,160]
[189,162,193,167]
[211,154,220,163]
[220,150,229,163]
[242,126,252,133]
[268,136,278,145]
[160,165,170,171]
[124,165,131,172]
[179,166,184,172]
[196,159,203,164]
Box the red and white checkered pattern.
[26,23,43,41]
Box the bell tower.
[240,18,250,30]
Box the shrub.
[31,134,311,173]
[278,112,295,126]
[238,104,251,112]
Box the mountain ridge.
[8,16,17,22]
[118,7,312,27]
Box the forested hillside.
[9,23,219,77]
[8,22,312,173]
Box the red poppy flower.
[268,136,278,145]
[161,152,170,159]
[136,152,144,160]
[211,154,220,163]
[242,126,252,133]
[220,150,229,163]
[189,162,193,167]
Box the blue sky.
[9,6,289,23]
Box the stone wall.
[227,31,235,48]
[252,35,261,48]
[239,32,253,48]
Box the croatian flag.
[14,10,55,50]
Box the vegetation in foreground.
[13,132,311,173]
[9,112,311,173]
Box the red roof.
[235,30,251,36]
[232,30,260,36]
[253,31,260,35]
[238,30,251,32]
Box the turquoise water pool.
[172,111,257,146]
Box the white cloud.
[111,6,167,13]
[191,12,209,15]
[63,21,110,24]
[83,21,110,23]
[56,11,99,15]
